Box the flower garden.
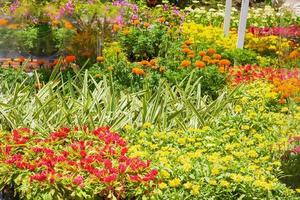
[0,0,300,199]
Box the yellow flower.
[247,150,258,158]
[241,125,250,130]
[159,182,168,189]
[169,178,181,187]
[161,170,170,179]
[211,167,220,176]
[208,179,217,185]
[296,188,300,193]
[182,163,192,172]
[142,122,152,129]
[220,180,230,187]
[184,182,193,189]
[191,184,200,195]
[234,105,243,113]
[124,124,133,131]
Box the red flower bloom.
[65,55,76,63]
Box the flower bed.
[0,127,158,199]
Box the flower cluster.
[124,81,300,198]
[0,127,158,199]
[249,25,300,38]
[227,65,300,103]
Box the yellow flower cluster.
[124,80,300,199]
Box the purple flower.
[10,0,20,14]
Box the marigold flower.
[207,48,217,55]
[188,52,195,58]
[0,19,9,26]
[195,60,205,68]
[107,66,113,71]
[213,54,222,60]
[199,51,206,57]
[143,22,150,28]
[289,50,299,59]
[65,55,76,63]
[132,67,145,75]
[158,17,166,23]
[181,60,191,67]
[132,19,140,25]
[202,56,211,62]
[122,29,130,35]
[149,59,156,66]
[184,40,193,46]
[139,60,149,66]
[64,21,73,29]
[96,56,105,62]
[219,59,231,66]
[182,48,191,53]
[112,24,121,32]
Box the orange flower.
[112,24,121,32]
[278,98,286,104]
[149,59,156,66]
[65,55,76,63]
[219,59,231,66]
[133,19,140,25]
[199,51,206,57]
[0,19,9,26]
[94,74,101,78]
[213,54,222,60]
[188,51,195,58]
[218,66,226,73]
[207,48,217,55]
[202,56,211,62]
[107,66,114,71]
[182,48,191,54]
[132,67,145,75]
[139,60,149,66]
[288,50,299,59]
[51,20,60,26]
[122,29,131,35]
[181,44,189,49]
[144,22,150,28]
[181,60,191,67]
[195,60,205,68]
[184,40,193,46]
[158,17,166,23]
[96,56,105,62]
[64,21,73,29]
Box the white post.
[223,0,232,36]
[237,0,250,49]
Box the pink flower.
[73,175,84,186]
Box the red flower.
[103,174,117,183]
[65,55,76,63]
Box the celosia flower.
[73,175,84,186]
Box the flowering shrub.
[0,127,158,199]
